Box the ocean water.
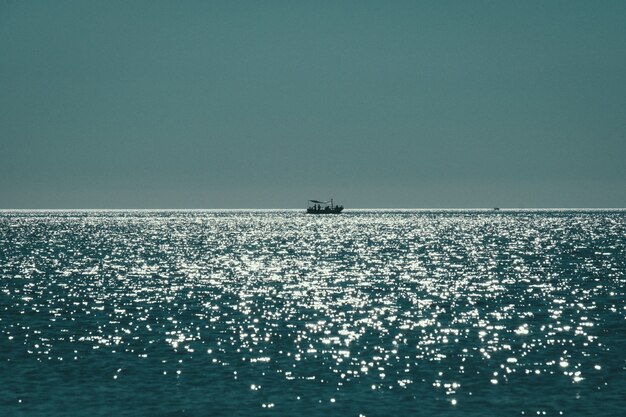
[1,209,625,416]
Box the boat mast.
[331,199,333,209]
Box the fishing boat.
[307,199,344,214]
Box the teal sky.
[1,0,625,208]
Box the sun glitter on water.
[1,209,625,416]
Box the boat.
[307,199,344,214]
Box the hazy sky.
[1,1,624,208]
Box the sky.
[1,0,625,208]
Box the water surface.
[1,210,625,416]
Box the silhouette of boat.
[307,199,344,214]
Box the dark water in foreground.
[1,210,625,416]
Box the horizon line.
[1,207,624,211]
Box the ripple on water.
[1,210,625,416]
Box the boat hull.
[306,207,343,214]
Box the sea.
[1,209,625,416]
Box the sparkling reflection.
[1,209,625,416]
